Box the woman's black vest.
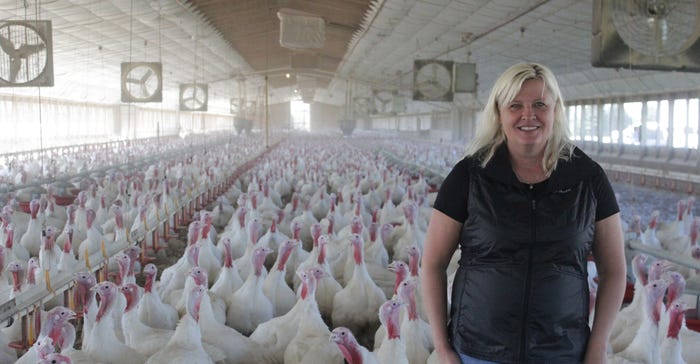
[449,146,597,363]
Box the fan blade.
[415,80,431,88]
[141,84,150,98]
[0,34,16,56]
[16,43,45,58]
[10,58,20,83]
[140,69,153,83]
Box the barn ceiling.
[2,0,700,113]
[185,0,371,93]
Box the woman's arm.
[421,209,463,364]
[585,212,627,364]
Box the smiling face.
[498,78,555,157]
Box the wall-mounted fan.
[372,90,394,115]
[413,59,454,101]
[0,20,53,87]
[591,0,700,71]
[121,62,162,102]
[352,96,371,118]
[180,83,208,111]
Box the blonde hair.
[466,62,573,176]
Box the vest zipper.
[520,184,536,362]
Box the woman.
[421,63,626,364]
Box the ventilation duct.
[278,8,325,49]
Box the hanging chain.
[30,0,45,179]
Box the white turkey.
[284,221,311,284]
[54,205,77,258]
[158,240,200,303]
[250,266,328,362]
[72,271,97,349]
[226,246,274,334]
[392,202,425,262]
[609,279,669,364]
[660,300,687,364]
[77,209,104,260]
[15,306,75,364]
[107,205,129,253]
[659,272,700,364]
[7,260,27,299]
[376,299,409,364]
[19,198,42,257]
[332,233,387,349]
[396,277,432,364]
[209,237,244,304]
[256,216,289,267]
[299,234,341,320]
[283,267,344,364]
[379,187,403,230]
[211,196,234,230]
[640,210,661,249]
[174,267,226,324]
[120,282,174,356]
[145,285,215,364]
[263,239,298,317]
[610,254,648,352]
[14,336,55,364]
[217,204,248,259]
[293,222,325,290]
[406,244,427,321]
[83,281,146,363]
[233,217,265,279]
[657,199,688,251]
[138,263,178,331]
[290,198,319,250]
[38,226,61,292]
[4,223,29,263]
[194,213,222,285]
[196,277,275,363]
[57,227,77,274]
[329,326,378,364]
[36,353,73,364]
[342,230,394,300]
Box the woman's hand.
[435,347,462,364]
[583,349,608,364]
